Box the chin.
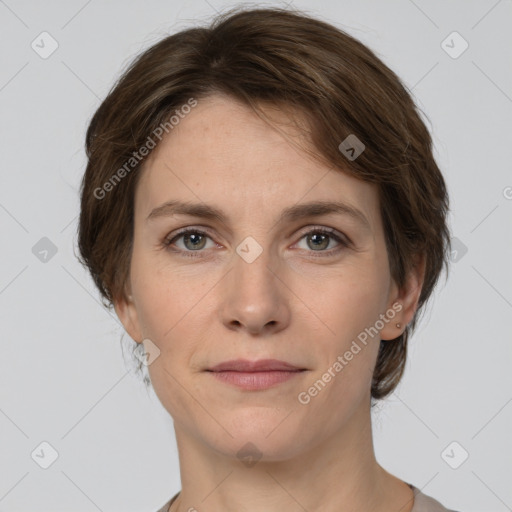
[201,408,316,463]
[211,432,309,464]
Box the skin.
[114,94,425,512]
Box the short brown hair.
[78,6,451,400]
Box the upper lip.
[207,359,305,372]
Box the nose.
[219,245,291,336]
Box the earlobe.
[380,253,426,341]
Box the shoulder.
[155,491,180,512]
[410,485,461,512]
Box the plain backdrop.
[1,0,511,511]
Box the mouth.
[205,359,307,390]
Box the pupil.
[186,233,204,249]
[310,233,328,250]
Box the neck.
[169,401,414,512]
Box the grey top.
[155,484,459,511]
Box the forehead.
[135,94,380,229]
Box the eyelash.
[162,226,349,259]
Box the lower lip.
[208,370,304,390]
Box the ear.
[380,252,426,341]
[113,280,143,343]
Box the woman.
[78,6,459,512]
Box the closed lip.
[207,359,305,372]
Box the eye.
[294,227,348,256]
[163,226,349,259]
[163,228,217,258]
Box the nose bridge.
[232,235,278,296]
[220,235,288,333]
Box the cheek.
[295,267,386,419]
[295,347,377,444]
[295,258,389,409]
[130,248,211,341]
[130,262,212,418]
[299,259,390,346]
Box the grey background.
[1,0,511,511]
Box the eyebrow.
[146,199,371,230]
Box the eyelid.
[165,224,349,242]
[164,226,219,242]
[294,225,351,244]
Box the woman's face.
[116,94,410,461]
